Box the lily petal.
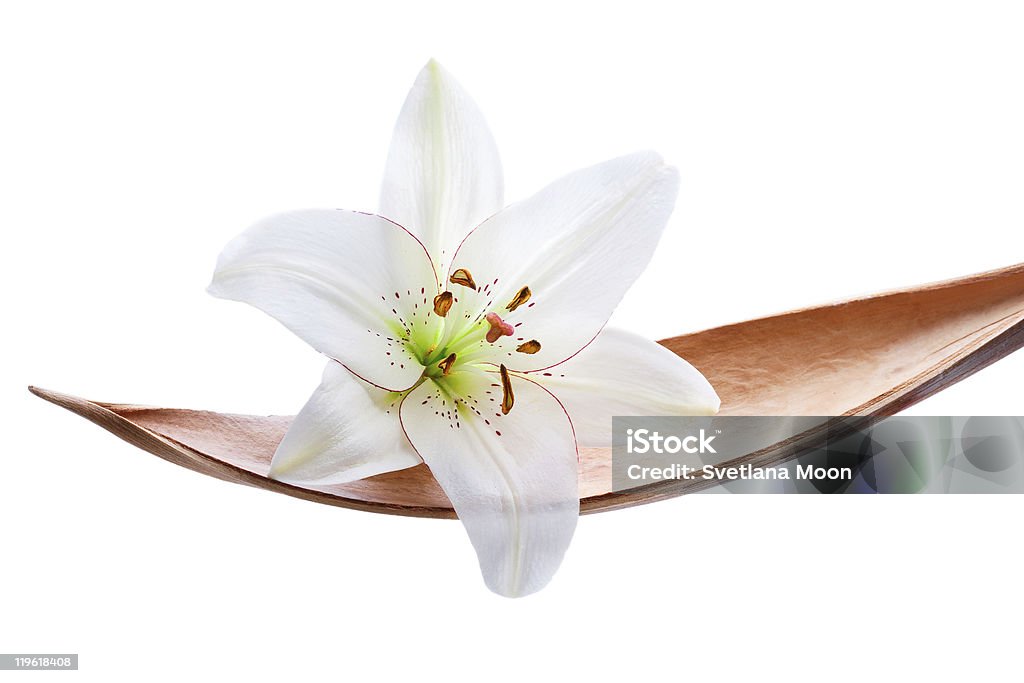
[380,60,504,280]
[444,152,679,370]
[269,362,421,486]
[525,328,720,447]
[400,369,578,597]
[209,209,441,391]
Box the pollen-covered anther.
[438,352,457,376]
[449,268,477,290]
[499,364,514,415]
[505,286,531,312]
[433,291,453,317]
[516,340,541,354]
[485,312,514,343]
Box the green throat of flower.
[400,268,541,414]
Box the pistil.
[485,312,514,343]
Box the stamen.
[516,340,541,354]
[505,286,531,312]
[449,268,477,290]
[433,291,453,317]
[499,364,514,415]
[438,352,457,375]
[485,312,514,343]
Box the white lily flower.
[208,60,720,597]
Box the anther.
[485,312,514,343]
[505,286,531,312]
[449,268,477,290]
[438,352,457,376]
[433,291,453,317]
[499,364,514,415]
[516,340,541,354]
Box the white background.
[3,1,1023,680]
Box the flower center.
[399,267,542,415]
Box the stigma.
[485,312,514,343]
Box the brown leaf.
[30,262,1024,517]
